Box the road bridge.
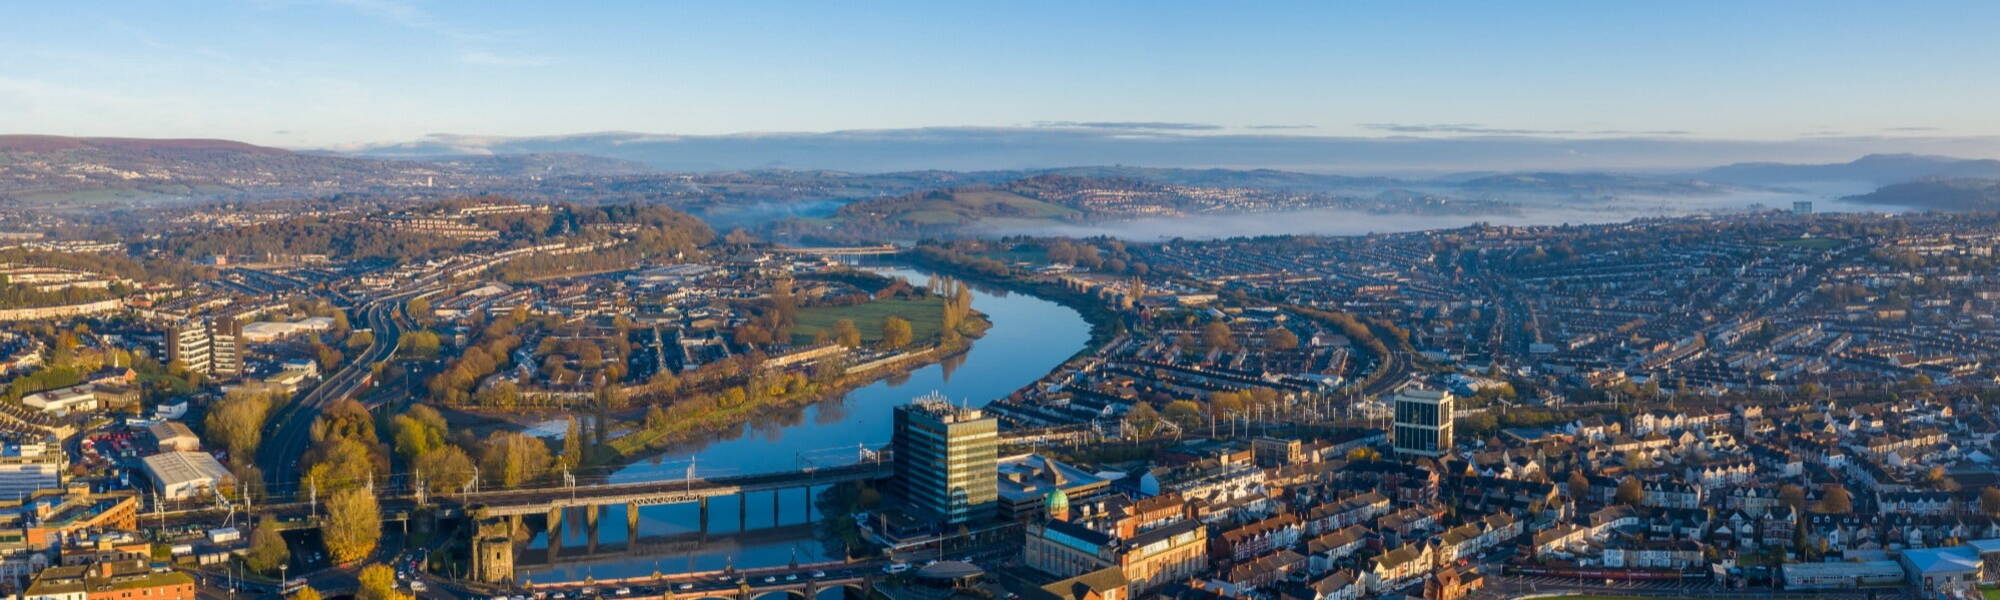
[453,462,891,518]
[772,244,902,256]
[454,461,893,578]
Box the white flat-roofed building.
[240,316,335,342]
[0,442,64,498]
[21,385,97,415]
[140,451,235,500]
[146,421,201,452]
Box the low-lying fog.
[981,185,1889,241]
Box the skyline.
[5,1,1999,151]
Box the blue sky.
[2,1,1995,148]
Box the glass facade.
[893,399,999,525]
[1391,388,1454,458]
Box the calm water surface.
[515,265,1087,583]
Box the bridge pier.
[626,503,640,553]
[698,497,709,537]
[738,492,747,531]
[585,504,600,554]
[802,486,811,523]
[547,507,564,562]
[772,489,781,525]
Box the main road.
[257,291,420,499]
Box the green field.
[1770,237,1843,250]
[893,190,1079,225]
[790,296,946,345]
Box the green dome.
[1046,488,1070,514]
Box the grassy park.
[789,296,947,345]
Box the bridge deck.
[455,463,892,516]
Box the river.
[513,265,1088,583]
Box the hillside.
[779,173,1520,241]
[1454,172,1730,196]
[1843,178,2000,211]
[0,135,453,206]
[831,185,1081,230]
[1702,153,2000,186]
[0,135,665,209]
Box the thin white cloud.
[325,0,552,66]
[461,50,552,67]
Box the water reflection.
[517,266,1089,582]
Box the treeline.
[159,217,464,263]
[152,199,713,266]
[0,282,124,309]
[427,307,528,406]
[930,275,976,345]
[611,352,852,459]
[0,248,215,284]
[908,240,1129,353]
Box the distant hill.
[1454,172,1730,196]
[828,180,1083,233]
[780,172,1520,241]
[1844,178,2000,211]
[0,134,449,207]
[0,135,660,208]
[1701,153,2000,186]
[1038,166,1400,192]
[344,128,2000,174]
[0,135,290,154]
[410,153,658,177]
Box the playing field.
[790,296,946,345]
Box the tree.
[399,330,442,357]
[1163,400,1204,431]
[324,487,381,565]
[645,405,671,431]
[413,445,477,495]
[833,319,862,348]
[1202,321,1237,351]
[1778,484,1808,512]
[880,316,913,349]
[357,563,410,600]
[1345,447,1382,461]
[390,405,448,461]
[1818,484,1854,514]
[244,515,290,575]
[1981,487,2000,516]
[560,416,584,470]
[1567,471,1590,500]
[305,438,384,492]
[1264,326,1299,350]
[312,341,344,370]
[1123,402,1160,436]
[204,392,276,459]
[1206,391,1245,419]
[294,586,323,600]
[1613,476,1646,505]
[480,431,553,488]
[407,297,433,324]
[345,330,375,350]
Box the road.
[257,294,410,499]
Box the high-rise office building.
[167,318,241,379]
[1391,387,1454,458]
[892,393,999,526]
